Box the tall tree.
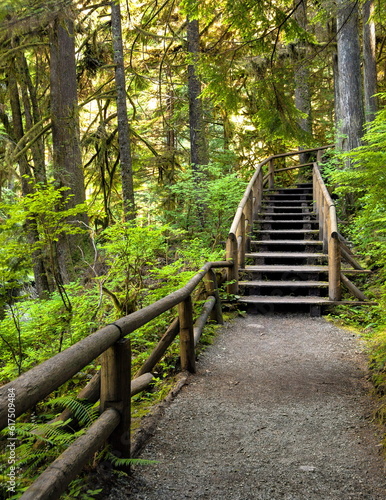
[363,0,378,122]
[8,53,50,296]
[335,0,364,151]
[187,6,208,170]
[110,0,135,220]
[50,11,89,282]
[293,0,312,163]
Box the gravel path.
[107,314,386,499]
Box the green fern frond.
[48,396,99,426]
[106,452,157,467]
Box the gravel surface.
[106,314,386,499]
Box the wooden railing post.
[226,233,239,295]
[205,269,224,325]
[268,158,275,189]
[328,208,341,301]
[245,192,253,252]
[178,295,196,373]
[238,212,246,268]
[100,338,131,461]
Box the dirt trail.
[106,314,386,499]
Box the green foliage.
[0,399,90,499]
[324,97,386,434]
[162,161,247,245]
[99,220,179,315]
[0,282,104,381]
[328,96,386,269]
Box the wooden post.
[252,174,259,218]
[312,167,317,214]
[323,204,328,253]
[319,197,325,251]
[268,158,274,189]
[205,269,223,324]
[328,213,341,301]
[239,212,246,268]
[245,192,253,252]
[178,295,196,373]
[226,233,239,295]
[100,338,131,460]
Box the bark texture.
[8,56,50,297]
[111,0,135,220]
[335,0,364,151]
[293,0,312,164]
[50,15,89,282]
[363,0,378,122]
[187,17,208,169]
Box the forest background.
[1,0,386,497]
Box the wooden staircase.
[225,147,375,316]
[238,183,331,315]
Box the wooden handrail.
[0,260,230,429]
[0,258,232,499]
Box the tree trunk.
[187,15,208,170]
[363,0,378,122]
[293,0,312,164]
[335,0,364,151]
[111,0,135,221]
[8,56,50,297]
[50,14,89,282]
[17,52,47,185]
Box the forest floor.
[102,313,386,499]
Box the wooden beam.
[193,296,216,346]
[135,317,179,377]
[204,269,223,325]
[178,296,196,373]
[340,273,368,301]
[100,338,131,459]
[131,373,154,396]
[340,246,364,270]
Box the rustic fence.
[0,260,230,500]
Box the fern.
[106,451,157,467]
[48,396,99,427]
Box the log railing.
[0,260,230,500]
[226,145,332,295]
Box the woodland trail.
[106,314,386,500]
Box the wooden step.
[239,280,329,288]
[238,295,330,304]
[261,205,313,210]
[246,252,326,259]
[263,188,313,193]
[242,265,329,272]
[238,295,377,306]
[254,220,318,225]
[251,239,323,246]
[264,193,313,197]
[255,229,319,235]
[258,212,316,217]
